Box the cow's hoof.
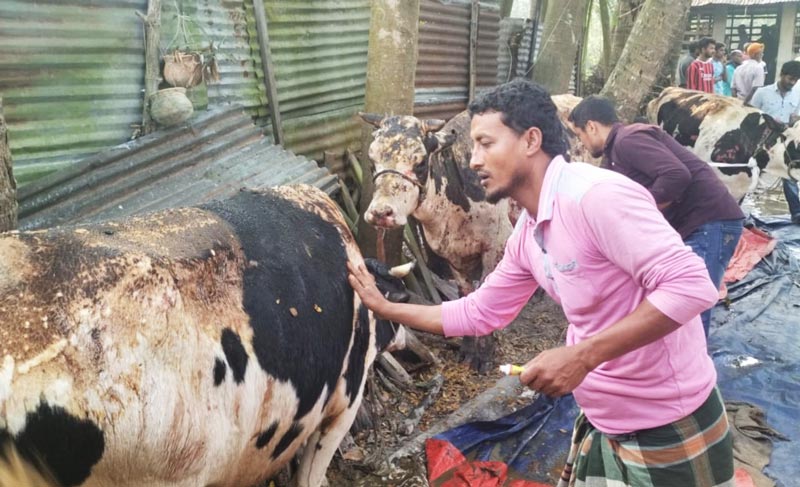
[459,335,496,374]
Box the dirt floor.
[326,290,569,486]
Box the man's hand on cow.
[518,344,593,397]
[347,260,390,316]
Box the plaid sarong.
[557,388,734,487]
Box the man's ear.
[525,126,542,153]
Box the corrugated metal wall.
[0,0,268,186]
[0,0,147,184]
[263,0,370,160]
[160,0,269,121]
[414,0,500,120]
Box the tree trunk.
[532,0,589,94]
[598,0,612,74]
[609,0,643,73]
[358,0,421,264]
[0,98,18,232]
[601,0,692,122]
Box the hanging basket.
[163,50,203,89]
[149,87,194,127]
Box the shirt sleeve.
[754,66,765,88]
[750,87,764,110]
[686,62,698,90]
[441,224,539,338]
[614,131,691,205]
[580,181,719,325]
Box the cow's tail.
[0,442,60,487]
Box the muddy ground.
[320,181,792,486]
[326,290,569,486]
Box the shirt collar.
[533,154,568,225]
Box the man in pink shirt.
[348,80,733,486]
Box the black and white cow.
[0,185,408,487]
[358,97,598,372]
[647,87,800,200]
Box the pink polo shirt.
[442,156,719,434]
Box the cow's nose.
[373,207,394,219]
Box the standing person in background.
[750,60,800,225]
[677,41,699,88]
[725,50,743,97]
[568,96,745,336]
[712,43,729,96]
[733,43,766,103]
[687,38,716,93]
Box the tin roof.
[18,106,337,230]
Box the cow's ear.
[433,129,458,153]
[762,113,787,133]
[358,112,383,128]
[423,134,439,154]
[422,119,446,133]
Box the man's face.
[469,111,530,204]
[731,52,743,65]
[701,44,716,58]
[573,122,606,159]
[714,47,726,60]
[779,74,799,91]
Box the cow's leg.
[451,269,496,374]
[294,404,359,487]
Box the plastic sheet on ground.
[709,216,800,487]
[426,216,799,487]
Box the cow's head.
[364,258,411,352]
[781,123,800,181]
[359,113,457,228]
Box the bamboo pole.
[252,0,284,146]
[468,0,479,102]
[137,0,162,136]
[0,97,17,232]
[403,225,441,304]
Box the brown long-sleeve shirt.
[602,123,744,238]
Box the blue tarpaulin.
[427,216,799,487]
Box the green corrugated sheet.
[160,0,268,121]
[0,0,267,185]
[0,0,148,184]
[263,0,370,160]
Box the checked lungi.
[557,388,734,487]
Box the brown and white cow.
[647,87,800,200]
[358,96,595,372]
[0,185,408,487]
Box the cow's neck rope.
[373,169,426,202]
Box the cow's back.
[0,186,369,487]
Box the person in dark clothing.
[568,96,745,337]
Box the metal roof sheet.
[18,106,337,230]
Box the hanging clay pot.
[149,87,194,127]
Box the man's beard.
[485,175,524,204]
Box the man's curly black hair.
[467,78,569,158]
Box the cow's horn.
[358,112,383,128]
[389,261,415,278]
[422,119,446,133]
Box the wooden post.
[252,0,284,146]
[0,98,18,232]
[358,0,421,264]
[469,0,479,102]
[138,0,162,136]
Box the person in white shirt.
[751,60,800,225]
[733,43,765,104]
